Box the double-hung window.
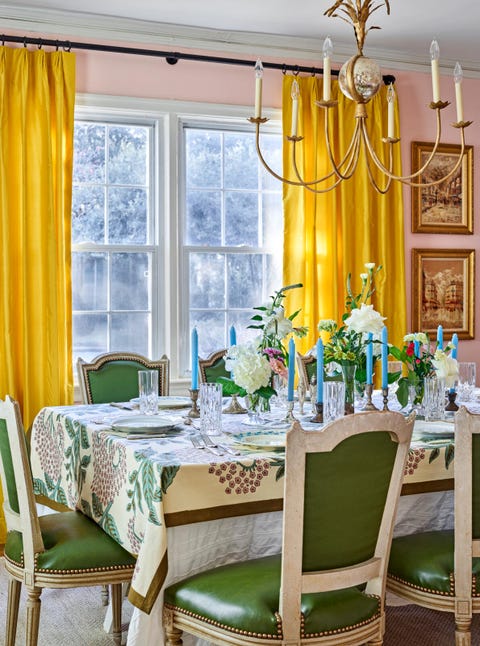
[70,99,283,384]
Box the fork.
[201,434,240,456]
[190,435,222,456]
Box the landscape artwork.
[412,249,475,340]
[411,142,473,234]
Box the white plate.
[232,432,286,451]
[111,415,176,434]
[413,420,454,439]
[130,396,191,409]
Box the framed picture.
[412,248,475,340]
[411,141,473,234]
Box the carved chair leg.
[110,583,123,646]
[25,587,42,646]
[455,619,472,646]
[6,577,21,646]
[101,584,110,606]
[165,624,183,646]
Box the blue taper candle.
[191,327,199,390]
[437,325,443,350]
[287,338,295,402]
[451,333,458,359]
[316,338,324,403]
[229,325,237,347]
[381,326,388,389]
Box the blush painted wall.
[74,46,480,365]
[21,35,480,365]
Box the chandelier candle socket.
[250,0,473,193]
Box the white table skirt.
[122,490,454,646]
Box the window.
[71,119,156,363]
[71,98,283,382]
[183,124,283,360]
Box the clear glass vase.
[341,361,357,415]
[244,393,271,426]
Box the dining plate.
[130,396,191,409]
[111,415,176,434]
[413,420,454,440]
[232,431,286,451]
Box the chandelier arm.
[359,117,467,187]
[362,135,394,194]
[251,120,312,186]
[324,113,363,180]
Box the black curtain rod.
[0,33,395,85]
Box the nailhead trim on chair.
[164,604,284,639]
[388,572,455,596]
[300,596,381,638]
[165,598,381,640]
[5,553,134,575]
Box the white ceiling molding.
[0,4,479,77]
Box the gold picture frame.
[412,248,475,340]
[411,141,473,234]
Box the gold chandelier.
[249,0,472,194]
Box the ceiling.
[1,0,480,76]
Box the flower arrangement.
[318,263,385,380]
[219,284,308,405]
[390,332,458,407]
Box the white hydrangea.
[224,343,272,394]
[344,303,386,335]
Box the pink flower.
[269,357,288,378]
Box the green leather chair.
[77,351,169,404]
[198,349,230,386]
[163,410,414,646]
[387,406,480,644]
[0,396,136,646]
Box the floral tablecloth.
[29,402,462,614]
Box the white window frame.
[74,93,282,389]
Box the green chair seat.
[389,530,480,596]
[165,554,380,638]
[5,511,136,573]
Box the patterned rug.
[1,557,479,645]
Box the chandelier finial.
[324,0,390,54]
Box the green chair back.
[0,417,19,514]
[78,352,169,404]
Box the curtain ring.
[281,65,287,75]
[293,65,300,76]
[55,40,60,51]
[311,68,316,77]
[64,41,72,52]
[23,36,28,48]
[1,35,5,47]
[37,38,43,50]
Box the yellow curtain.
[0,47,76,543]
[282,75,406,354]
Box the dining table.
[29,393,473,645]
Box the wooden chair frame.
[0,396,135,646]
[164,410,414,646]
[77,351,170,404]
[387,406,480,644]
[198,349,228,384]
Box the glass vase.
[244,393,271,426]
[341,362,357,415]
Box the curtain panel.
[282,76,406,355]
[0,47,75,543]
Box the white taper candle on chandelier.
[454,62,464,122]
[430,39,441,103]
[254,59,264,119]
[387,84,395,138]
[291,79,299,137]
[322,36,333,102]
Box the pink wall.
[15,34,480,365]
[75,46,480,367]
